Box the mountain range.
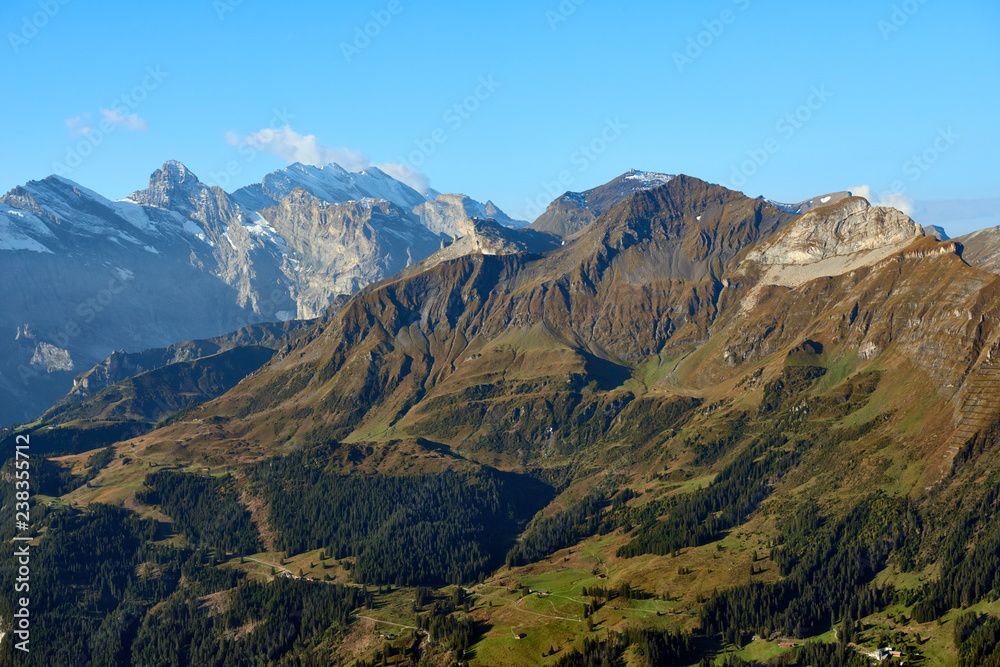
[132,175,998,458]
[6,166,1000,666]
[0,161,538,426]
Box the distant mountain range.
[0,161,525,425]
[3,161,999,431]
[132,174,1000,457]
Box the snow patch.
[112,199,153,231]
[245,213,288,253]
[238,161,426,212]
[0,233,52,253]
[0,204,54,253]
[182,219,212,245]
[623,170,674,188]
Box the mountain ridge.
[14,168,1000,667]
[0,160,519,425]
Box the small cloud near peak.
[227,124,432,195]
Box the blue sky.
[2,0,998,232]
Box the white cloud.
[99,108,149,131]
[65,113,93,136]
[65,109,148,135]
[847,185,872,201]
[848,185,915,216]
[230,125,432,194]
[878,192,915,216]
[238,125,367,170]
[376,162,432,195]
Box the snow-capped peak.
[621,169,675,188]
[232,162,428,213]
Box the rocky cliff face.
[1,167,276,425]
[955,226,1000,274]
[404,217,561,273]
[742,197,925,287]
[127,161,297,316]
[233,163,526,239]
[413,193,525,238]
[260,192,444,318]
[231,162,428,213]
[1,161,456,424]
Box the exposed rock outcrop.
[742,197,924,287]
[413,193,525,238]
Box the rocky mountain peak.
[746,197,923,266]
[406,216,560,273]
[161,160,195,183]
[529,169,677,238]
[461,217,534,254]
[2,175,108,220]
[924,225,950,241]
[759,191,852,215]
[413,193,525,238]
[565,175,797,286]
[741,197,926,288]
[127,161,204,209]
[618,168,674,188]
[1,185,47,220]
[232,162,428,214]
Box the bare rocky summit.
[413,193,526,238]
[529,169,675,238]
[742,197,924,287]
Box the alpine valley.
[4,169,1000,667]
